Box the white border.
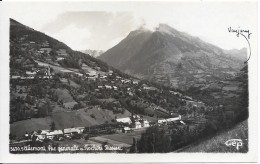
[0,0,258,163]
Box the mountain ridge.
[99,24,247,89]
[81,49,104,58]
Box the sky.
[4,1,257,51]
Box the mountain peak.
[157,24,173,30]
[155,23,180,36]
[99,23,245,89]
[137,26,150,31]
[128,26,152,37]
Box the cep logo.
[225,139,243,150]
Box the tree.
[38,105,47,117]
[19,89,23,94]
[84,134,89,141]
[50,122,56,131]
[130,137,138,153]
[44,100,53,116]
[49,50,58,56]
[90,114,96,119]
[137,126,171,153]
[171,128,186,150]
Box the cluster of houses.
[38,47,52,54]
[28,39,68,62]
[116,115,150,131]
[183,99,205,108]
[180,95,206,108]
[170,90,206,108]
[116,114,183,133]
[97,85,118,90]
[170,90,182,97]
[11,66,53,80]
[94,76,159,97]
[64,65,111,82]
[157,115,185,126]
[94,76,141,93]
[13,37,147,93]
[25,127,85,142]
[143,84,158,91]
[21,115,184,141]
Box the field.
[54,88,74,103]
[178,120,248,153]
[45,129,146,149]
[83,128,146,147]
[100,129,145,145]
[43,129,146,149]
[35,60,80,74]
[10,106,133,137]
[58,138,102,147]
[89,136,131,147]
[10,117,53,137]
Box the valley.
[9,19,248,153]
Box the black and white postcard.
[0,0,258,163]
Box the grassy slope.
[101,129,145,145]
[10,106,132,137]
[179,120,248,153]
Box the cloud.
[47,24,91,50]
[42,11,141,50]
[9,2,256,51]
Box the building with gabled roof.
[63,128,79,135]
[133,121,142,129]
[142,120,150,127]
[40,130,50,135]
[116,117,132,124]
[123,127,131,133]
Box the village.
[9,25,213,153]
[10,113,186,149]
